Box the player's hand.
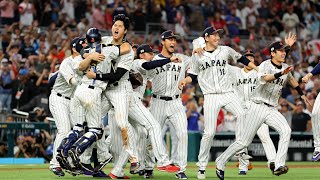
[178,80,186,90]
[86,69,97,79]
[170,56,182,63]
[193,47,204,56]
[301,95,313,108]
[90,52,105,62]
[302,73,313,83]
[284,32,297,47]
[282,66,294,75]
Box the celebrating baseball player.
[49,37,88,177]
[146,30,191,179]
[215,33,312,180]
[302,62,320,161]
[179,26,258,179]
[229,50,277,175]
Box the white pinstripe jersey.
[102,35,134,83]
[251,59,292,106]
[52,55,83,97]
[132,59,148,99]
[229,65,258,105]
[148,53,191,96]
[189,46,242,95]
[74,45,120,90]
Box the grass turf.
[0,162,319,179]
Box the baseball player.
[302,63,320,161]
[146,30,191,179]
[179,26,258,179]
[49,37,88,177]
[86,44,182,178]
[229,50,277,175]
[215,37,312,180]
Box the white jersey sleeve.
[227,46,242,63]
[189,54,201,75]
[59,58,74,85]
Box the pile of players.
[47,13,320,180]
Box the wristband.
[295,86,304,96]
[274,72,282,79]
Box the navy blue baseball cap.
[202,26,224,37]
[70,37,86,53]
[242,49,255,57]
[269,41,288,53]
[161,30,180,40]
[136,44,155,58]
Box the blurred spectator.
[225,7,242,37]
[188,6,204,36]
[18,0,36,27]
[304,5,320,39]
[11,68,37,109]
[291,100,311,132]
[209,11,229,36]
[240,0,258,29]
[132,0,146,31]
[0,58,15,113]
[279,98,296,127]
[92,3,106,30]
[0,141,8,157]
[286,87,299,104]
[0,0,16,25]
[282,5,299,33]
[186,99,202,131]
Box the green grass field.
[0,162,319,180]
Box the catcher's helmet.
[86,27,101,48]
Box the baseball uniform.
[216,59,292,172]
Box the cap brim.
[163,35,181,40]
[213,29,224,35]
[244,53,254,57]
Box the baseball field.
[0,162,319,179]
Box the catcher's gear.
[86,28,101,48]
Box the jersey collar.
[271,60,282,69]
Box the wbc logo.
[91,38,95,42]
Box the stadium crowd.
[0,0,319,159]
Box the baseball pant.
[312,94,320,152]
[216,101,291,171]
[197,92,245,171]
[49,92,73,168]
[150,97,188,173]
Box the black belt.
[88,85,95,89]
[57,93,71,100]
[152,94,179,101]
[263,102,273,107]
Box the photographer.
[33,129,51,162]
[14,135,34,158]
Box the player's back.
[53,55,83,97]
[251,59,290,106]
[229,65,258,105]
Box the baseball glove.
[129,70,143,89]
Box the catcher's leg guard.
[57,124,84,156]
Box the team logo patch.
[91,38,95,42]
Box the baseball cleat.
[56,153,71,170]
[138,169,145,176]
[216,168,224,180]
[129,162,139,174]
[273,166,289,176]
[93,170,109,178]
[238,170,247,175]
[158,164,180,173]
[312,151,320,161]
[94,156,113,173]
[65,168,83,176]
[236,162,253,170]
[50,167,65,177]
[144,170,153,179]
[108,172,130,179]
[269,162,275,174]
[81,163,95,176]
[197,170,205,179]
[175,172,188,179]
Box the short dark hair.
[113,14,130,30]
